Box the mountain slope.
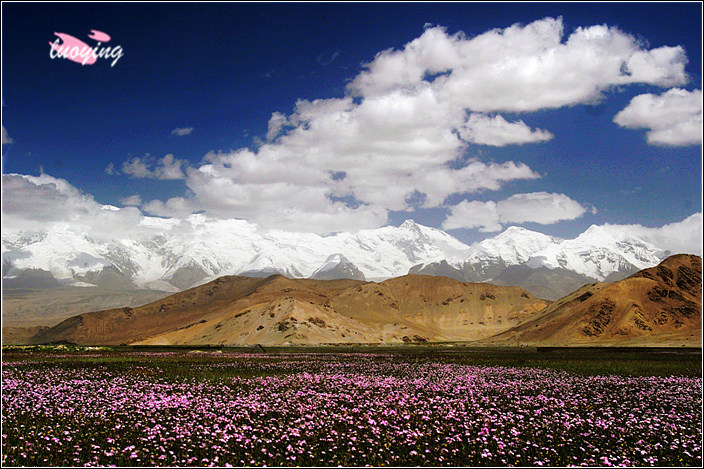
[489,265,597,301]
[2,326,49,345]
[486,254,702,346]
[310,254,366,281]
[2,286,172,329]
[329,275,548,342]
[29,275,270,346]
[29,274,548,346]
[409,260,466,281]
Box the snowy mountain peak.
[239,252,303,278]
[310,253,365,281]
[312,253,355,274]
[578,224,617,242]
[499,226,531,235]
[496,225,558,240]
[400,219,419,230]
[467,226,560,266]
[323,253,349,264]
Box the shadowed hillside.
[485,255,702,347]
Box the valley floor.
[2,347,701,466]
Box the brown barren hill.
[29,275,273,346]
[29,274,548,346]
[486,254,702,347]
[330,275,548,343]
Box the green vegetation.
[3,344,701,378]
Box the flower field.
[2,349,702,466]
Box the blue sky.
[1,2,702,245]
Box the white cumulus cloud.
[442,200,503,232]
[265,112,288,141]
[443,192,590,232]
[614,88,702,146]
[348,18,687,112]
[4,172,700,257]
[459,114,553,146]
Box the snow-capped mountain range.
[524,225,667,280]
[413,226,666,278]
[2,215,673,298]
[2,216,470,290]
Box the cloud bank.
[2,173,146,241]
[3,173,701,256]
[442,192,591,232]
[600,213,703,256]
